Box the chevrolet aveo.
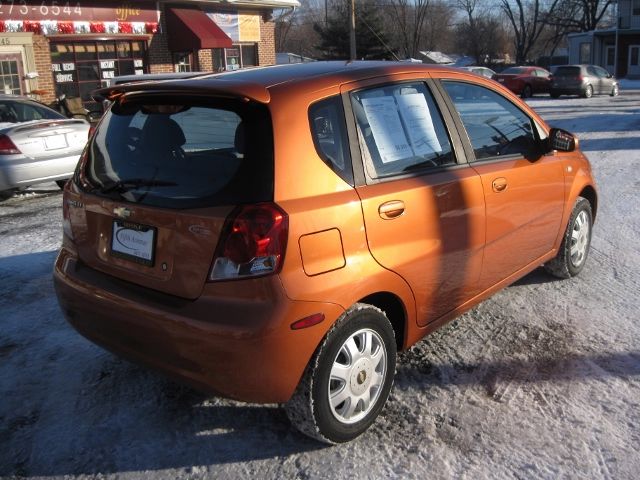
[54,62,597,444]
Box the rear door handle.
[379,200,405,219]
[492,177,508,193]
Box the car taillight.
[209,203,289,281]
[62,194,74,241]
[0,135,21,154]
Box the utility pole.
[349,0,356,60]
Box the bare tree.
[500,0,561,64]
[547,0,614,33]
[383,0,431,59]
[454,0,509,65]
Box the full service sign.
[0,1,158,22]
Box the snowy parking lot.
[1,85,639,479]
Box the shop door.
[629,46,640,77]
[0,54,24,95]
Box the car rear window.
[501,67,527,74]
[83,94,273,208]
[554,66,581,77]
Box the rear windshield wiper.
[99,178,177,194]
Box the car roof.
[94,61,464,104]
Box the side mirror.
[549,128,577,152]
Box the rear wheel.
[582,85,593,98]
[610,84,619,97]
[521,84,532,98]
[544,197,592,278]
[285,303,396,444]
[550,91,560,99]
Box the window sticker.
[395,93,442,155]
[361,97,412,164]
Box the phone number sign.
[0,1,158,23]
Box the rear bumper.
[0,153,79,190]
[53,246,344,403]
[550,85,586,95]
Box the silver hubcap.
[570,210,590,267]
[328,328,387,424]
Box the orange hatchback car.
[54,62,597,444]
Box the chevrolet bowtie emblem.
[113,207,132,218]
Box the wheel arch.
[357,291,407,351]
[579,185,598,221]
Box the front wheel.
[545,197,593,278]
[610,84,619,97]
[550,91,560,99]
[285,304,396,444]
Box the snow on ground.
[1,86,639,479]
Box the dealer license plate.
[44,134,68,150]
[111,220,156,266]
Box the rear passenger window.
[350,82,454,180]
[309,97,353,185]
[442,81,538,161]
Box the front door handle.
[379,200,405,219]
[492,177,508,193]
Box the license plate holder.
[111,220,156,267]
[44,134,68,150]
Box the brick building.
[0,0,298,113]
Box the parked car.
[550,64,619,98]
[492,66,551,98]
[54,61,597,444]
[0,95,90,193]
[459,66,496,79]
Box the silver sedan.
[0,95,90,193]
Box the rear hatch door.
[70,91,273,299]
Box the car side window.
[594,66,609,78]
[309,96,354,185]
[350,82,454,180]
[442,81,539,161]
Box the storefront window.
[211,44,258,71]
[579,43,591,64]
[173,52,193,72]
[50,40,148,114]
[241,45,257,67]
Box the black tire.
[550,91,560,99]
[521,85,532,98]
[285,303,396,444]
[610,84,619,97]
[582,85,593,98]
[544,197,593,279]
[56,180,68,190]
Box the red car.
[492,66,551,98]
